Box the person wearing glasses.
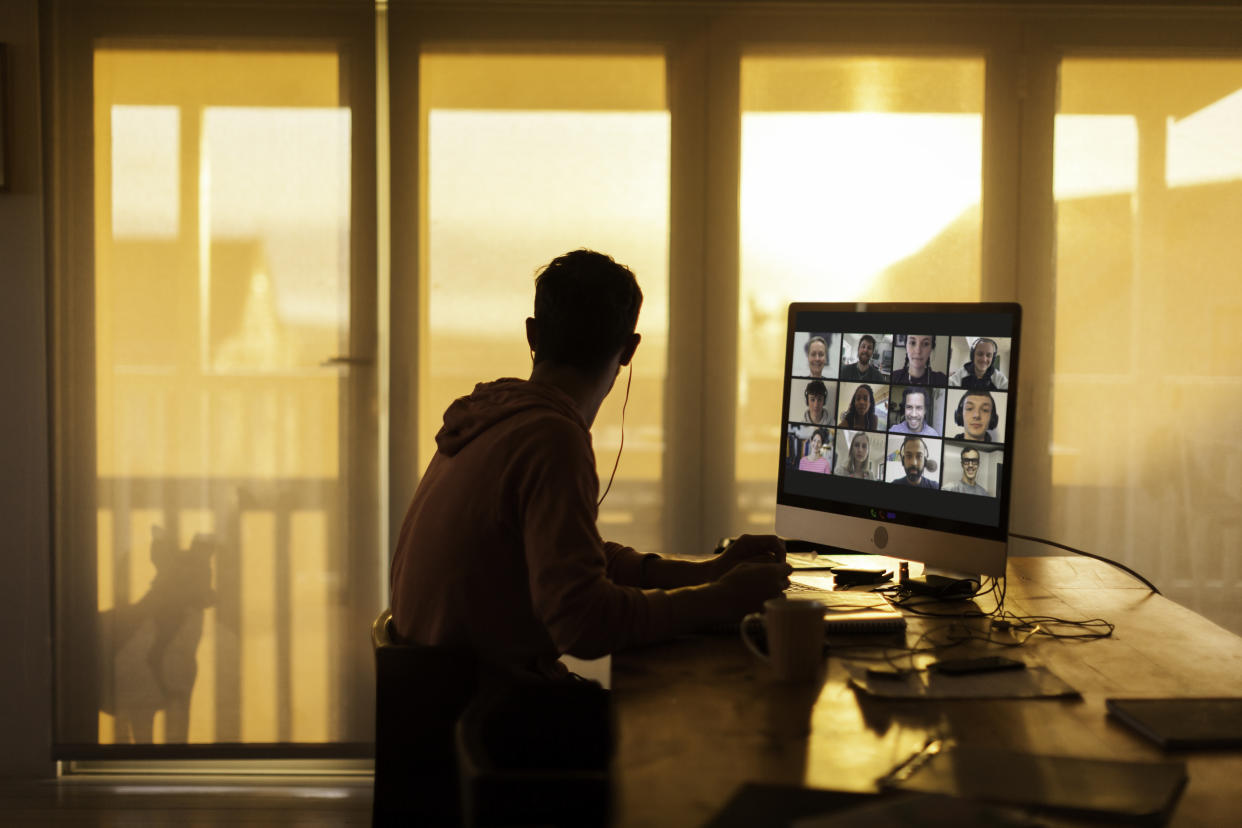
[943,447,990,495]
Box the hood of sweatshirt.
[434,378,587,457]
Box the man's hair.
[960,448,981,463]
[900,436,928,457]
[533,249,643,373]
[804,380,828,400]
[858,334,876,350]
[900,386,928,409]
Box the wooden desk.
[610,556,1242,826]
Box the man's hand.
[714,560,792,615]
[710,534,787,580]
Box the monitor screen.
[775,302,1021,577]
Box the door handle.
[320,355,374,367]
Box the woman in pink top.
[798,428,831,473]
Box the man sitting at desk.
[389,250,790,679]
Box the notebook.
[888,744,1187,825]
[801,587,907,634]
[724,585,905,635]
[1106,697,1242,749]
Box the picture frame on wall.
[0,43,8,192]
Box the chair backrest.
[456,679,614,827]
[371,608,479,827]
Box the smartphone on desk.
[929,656,1026,675]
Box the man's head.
[805,336,828,376]
[856,334,876,367]
[529,249,643,374]
[901,387,928,432]
[957,389,998,440]
[971,338,998,378]
[960,447,981,485]
[804,380,828,421]
[899,436,928,483]
[904,334,935,376]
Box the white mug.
[741,598,825,681]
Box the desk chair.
[456,678,613,828]
[371,608,478,827]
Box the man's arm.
[605,535,786,589]
[516,421,788,657]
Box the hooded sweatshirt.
[390,378,676,677]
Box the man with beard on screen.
[889,435,938,488]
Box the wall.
[0,0,54,777]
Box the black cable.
[597,361,632,507]
[1008,532,1161,595]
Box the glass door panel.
[419,53,670,554]
[80,47,372,746]
[736,55,985,532]
[1052,58,1242,633]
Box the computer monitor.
[775,302,1021,578]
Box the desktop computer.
[775,302,1021,581]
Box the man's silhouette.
[390,250,789,678]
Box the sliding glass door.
[53,5,379,753]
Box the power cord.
[1008,531,1161,595]
[597,361,632,507]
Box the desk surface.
[610,556,1242,827]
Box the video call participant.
[803,380,832,425]
[953,389,999,442]
[837,384,878,430]
[889,436,938,488]
[804,335,829,378]
[390,249,790,681]
[891,334,947,386]
[943,447,990,495]
[839,334,885,382]
[797,428,831,473]
[949,337,1009,390]
[836,431,875,479]
[888,387,940,436]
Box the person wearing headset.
[889,435,938,488]
[949,337,1009,390]
[837,383,878,430]
[839,334,886,382]
[797,428,832,473]
[952,389,1000,442]
[804,335,829,378]
[888,386,940,436]
[891,334,947,386]
[803,379,832,425]
[943,447,991,495]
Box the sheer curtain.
[1045,57,1242,633]
[735,55,986,533]
[53,3,380,753]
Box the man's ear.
[619,332,641,366]
[525,317,538,355]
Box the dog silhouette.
[98,526,217,743]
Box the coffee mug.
[741,598,826,681]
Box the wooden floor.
[0,776,374,826]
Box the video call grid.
[786,330,1012,498]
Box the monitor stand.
[900,564,981,599]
